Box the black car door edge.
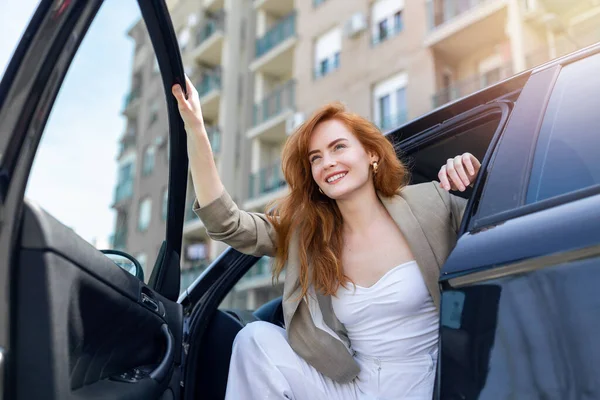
[137,0,188,301]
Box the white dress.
[225,260,439,400]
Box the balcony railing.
[241,257,272,282]
[379,111,408,132]
[255,12,296,58]
[427,0,491,31]
[186,198,198,222]
[113,179,134,205]
[248,161,286,199]
[118,133,136,157]
[197,69,222,98]
[253,80,295,127]
[111,229,127,250]
[432,61,513,108]
[196,11,225,46]
[525,28,600,69]
[207,126,221,154]
[123,87,141,109]
[181,262,208,293]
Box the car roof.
[388,41,600,143]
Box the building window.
[162,188,168,220]
[138,197,152,232]
[314,27,341,79]
[373,72,408,131]
[378,19,388,43]
[142,146,155,176]
[379,94,391,129]
[372,0,405,45]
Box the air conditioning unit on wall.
[345,12,367,39]
[285,112,305,135]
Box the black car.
[1,1,599,400]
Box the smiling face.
[308,119,377,200]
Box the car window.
[526,52,600,204]
[219,257,283,311]
[23,1,169,283]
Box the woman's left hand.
[438,153,481,192]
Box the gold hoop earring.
[372,161,379,175]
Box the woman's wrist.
[185,122,207,140]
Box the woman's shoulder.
[395,181,460,215]
[398,181,445,203]
[397,181,467,231]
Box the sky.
[1,0,143,246]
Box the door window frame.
[472,45,600,229]
[391,101,514,236]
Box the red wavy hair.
[267,102,409,298]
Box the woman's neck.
[336,186,388,236]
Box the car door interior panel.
[191,298,283,400]
[14,200,181,400]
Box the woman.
[172,77,480,399]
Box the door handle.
[150,324,174,382]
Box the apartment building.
[112,0,600,306]
[231,0,600,309]
[111,0,255,289]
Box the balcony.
[183,197,207,237]
[235,257,275,291]
[432,61,513,108]
[248,80,295,140]
[113,179,134,207]
[204,0,224,12]
[525,28,600,69]
[254,0,294,15]
[117,132,136,158]
[181,262,208,293]
[245,161,288,210]
[197,68,222,121]
[191,12,225,65]
[185,199,199,222]
[206,125,221,155]
[378,111,408,132]
[111,229,127,251]
[424,0,507,61]
[250,12,297,76]
[122,87,141,117]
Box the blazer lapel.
[378,192,442,309]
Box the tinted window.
[526,53,600,203]
[441,256,600,399]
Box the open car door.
[0,1,190,399]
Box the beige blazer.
[193,181,466,383]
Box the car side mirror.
[101,249,145,281]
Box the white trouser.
[224,321,436,400]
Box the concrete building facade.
[112,0,600,307]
